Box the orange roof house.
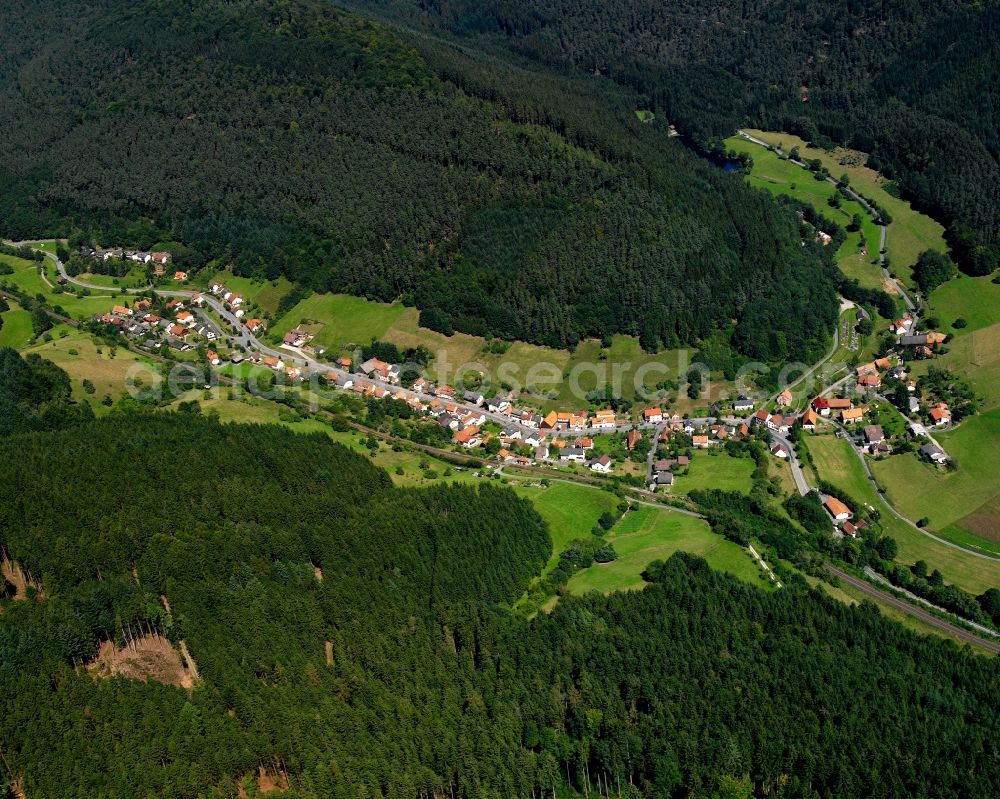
[841,407,864,423]
[827,398,853,410]
[541,411,558,429]
[823,496,853,521]
[626,430,641,450]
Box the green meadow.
[804,431,1000,593]
[0,301,34,349]
[566,505,768,594]
[740,130,947,282]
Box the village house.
[920,443,949,464]
[262,356,284,371]
[437,413,460,431]
[732,395,754,412]
[176,311,195,326]
[776,388,793,407]
[486,396,512,414]
[463,390,485,406]
[460,412,486,428]
[590,409,616,429]
[766,414,791,434]
[800,408,817,430]
[454,426,481,448]
[168,324,188,338]
[841,407,865,424]
[560,447,586,463]
[864,425,884,445]
[285,366,302,381]
[929,403,951,427]
[653,471,674,488]
[541,411,559,430]
[811,397,830,416]
[208,281,225,294]
[823,496,853,523]
[245,318,265,333]
[771,443,789,459]
[642,408,663,424]
[283,329,311,347]
[691,435,710,449]
[173,271,188,281]
[589,454,612,473]
[626,430,641,451]
[521,431,542,448]
[112,304,132,316]
[360,358,400,384]
[436,385,455,399]
[892,316,914,336]
[857,373,882,390]
[557,411,588,430]
[899,334,928,348]
[206,350,221,366]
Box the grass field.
[79,268,147,289]
[805,430,1000,593]
[20,327,162,411]
[1,252,124,319]
[512,482,618,576]
[929,275,1000,335]
[0,301,34,349]
[673,451,755,495]
[566,505,769,594]
[804,432,873,500]
[201,271,294,315]
[740,130,947,281]
[20,241,60,254]
[725,136,886,287]
[872,408,1000,548]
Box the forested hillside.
[1,398,998,798]
[0,0,838,359]
[360,0,1000,276]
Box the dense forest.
[1,361,998,797]
[358,0,1000,276]
[0,0,839,359]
